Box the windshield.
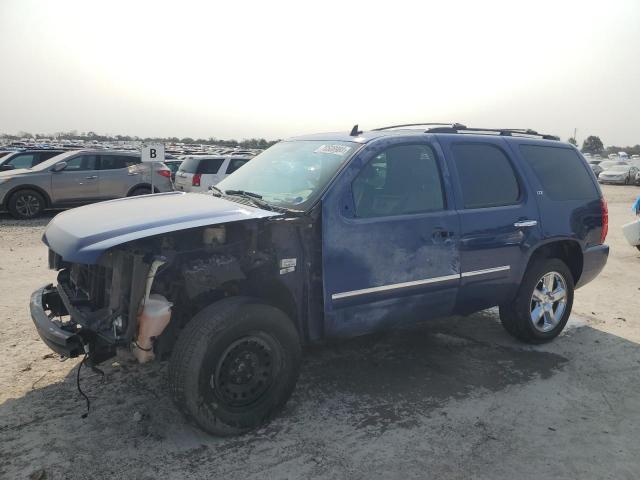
[599,161,618,170]
[217,140,358,210]
[609,165,630,172]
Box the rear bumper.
[30,284,84,358]
[576,244,609,289]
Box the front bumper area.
[30,284,84,358]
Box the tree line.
[0,130,279,149]
[576,135,640,157]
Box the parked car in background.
[598,163,638,185]
[174,154,252,193]
[0,150,173,219]
[0,149,66,171]
[163,159,183,182]
[31,124,608,435]
[588,160,603,177]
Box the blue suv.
[30,123,608,435]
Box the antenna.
[349,124,362,136]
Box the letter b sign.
[142,144,165,163]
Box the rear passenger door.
[98,155,140,199]
[437,137,542,311]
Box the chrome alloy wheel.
[530,271,568,332]
[15,193,41,217]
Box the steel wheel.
[530,271,568,332]
[15,193,41,218]
[213,334,277,408]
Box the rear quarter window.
[198,158,225,174]
[519,145,599,200]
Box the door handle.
[432,229,455,244]
[85,175,98,180]
[128,172,140,176]
[514,220,538,228]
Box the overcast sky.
[0,0,639,145]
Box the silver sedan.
[598,164,639,185]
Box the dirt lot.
[1,185,640,479]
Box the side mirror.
[0,164,15,171]
[51,161,67,172]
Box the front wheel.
[8,189,45,219]
[499,258,574,344]
[168,297,301,436]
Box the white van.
[174,155,252,193]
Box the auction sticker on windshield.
[314,144,352,156]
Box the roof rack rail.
[372,122,466,131]
[425,125,559,141]
[371,122,559,140]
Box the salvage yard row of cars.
[0,147,258,219]
[585,153,640,185]
[25,123,609,436]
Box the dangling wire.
[76,354,91,419]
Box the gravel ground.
[1,185,640,479]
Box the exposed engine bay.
[41,214,322,365]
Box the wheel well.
[127,183,156,196]
[249,280,299,334]
[6,185,52,207]
[528,241,583,284]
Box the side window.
[352,144,445,218]
[64,155,97,171]
[199,158,225,174]
[99,155,126,170]
[7,154,36,169]
[519,145,598,200]
[39,151,62,162]
[124,156,141,167]
[451,144,520,209]
[226,158,248,174]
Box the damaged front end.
[32,248,162,363]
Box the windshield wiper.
[225,189,263,199]
[209,185,223,197]
[224,189,280,211]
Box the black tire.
[168,297,301,436]
[129,187,151,196]
[499,258,574,344]
[636,245,640,252]
[8,189,45,219]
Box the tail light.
[192,173,201,187]
[600,197,608,244]
[157,169,171,178]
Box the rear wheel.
[8,189,45,219]
[129,187,151,196]
[168,297,301,436]
[499,258,574,344]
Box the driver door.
[50,154,100,204]
[321,138,460,338]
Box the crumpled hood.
[44,192,281,264]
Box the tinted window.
[100,155,140,170]
[178,158,199,173]
[451,144,520,209]
[226,158,248,174]
[352,144,444,218]
[7,153,36,169]
[39,151,63,162]
[520,145,598,201]
[198,158,225,174]
[64,155,97,171]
